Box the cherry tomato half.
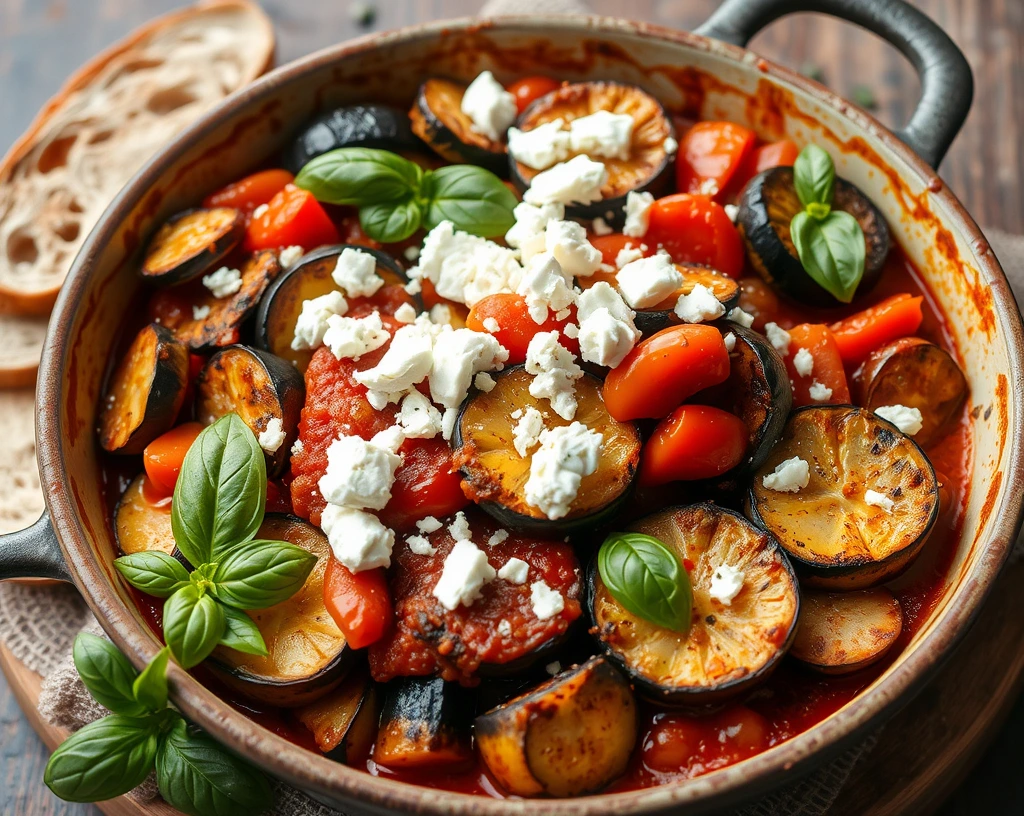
[729,139,800,197]
[676,121,756,201]
[588,233,651,268]
[143,422,204,496]
[507,76,561,114]
[466,293,578,364]
[786,323,851,407]
[323,558,392,650]
[643,706,770,775]
[245,184,339,252]
[640,405,748,485]
[645,194,745,279]
[202,169,294,213]
[380,438,469,532]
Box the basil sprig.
[597,532,693,634]
[295,147,517,242]
[115,414,316,668]
[789,144,867,303]
[45,633,273,814]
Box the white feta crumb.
[404,278,422,295]
[874,404,924,436]
[497,619,513,636]
[530,579,565,620]
[724,204,740,223]
[563,323,579,340]
[569,110,634,160]
[460,70,517,142]
[517,252,576,324]
[675,283,726,323]
[318,434,402,510]
[525,330,583,420]
[507,118,572,170]
[372,424,407,456]
[202,266,243,299]
[414,221,522,306]
[865,489,895,513]
[397,390,443,439]
[323,312,390,361]
[576,282,638,369]
[432,539,497,610]
[332,247,383,298]
[728,307,755,328]
[524,422,603,519]
[763,456,810,493]
[709,564,745,605]
[615,245,645,269]
[429,303,453,327]
[474,372,496,392]
[497,557,529,585]
[617,254,683,309]
[523,155,608,206]
[403,245,420,263]
[808,381,833,402]
[192,304,211,321]
[545,661,562,676]
[291,438,304,457]
[622,191,654,238]
[591,216,613,236]
[256,417,286,454]
[482,316,501,333]
[406,535,437,556]
[505,201,565,263]
[512,406,546,457]
[416,516,443,535]
[291,290,349,351]
[320,505,394,572]
[723,332,737,352]
[441,407,459,441]
[354,319,436,397]
[279,245,304,268]
[765,322,791,355]
[429,328,508,409]
[365,389,390,411]
[487,529,509,547]
[448,511,471,542]
[511,409,523,420]
[546,219,602,278]
[793,347,814,377]
[394,302,418,324]
[663,135,679,155]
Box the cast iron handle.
[0,512,71,582]
[695,0,973,169]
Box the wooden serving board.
[3,555,1024,815]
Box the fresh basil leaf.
[597,532,692,634]
[790,209,866,304]
[793,143,836,211]
[212,539,316,610]
[163,585,226,669]
[295,147,423,207]
[132,646,171,714]
[72,632,148,717]
[422,164,518,237]
[219,606,268,656]
[115,551,190,598]
[44,714,160,802]
[156,717,273,816]
[360,197,423,243]
[172,414,266,566]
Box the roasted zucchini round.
[452,366,641,532]
[410,78,508,175]
[748,405,939,589]
[295,667,379,765]
[283,104,421,174]
[738,166,890,307]
[590,504,799,705]
[140,207,244,285]
[99,323,190,455]
[114,473,175,556]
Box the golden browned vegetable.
[141,207,244,285]
[295,667,379,764]
[114,473,175,556]
[373,676,474,770]
[411,78,507,174]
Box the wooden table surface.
[1,0,1021,814]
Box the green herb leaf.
[422,164,518,237]
[793,144,836,211]
[115,551,191,598]
[212,539,316,610]
[156,717,273,816]
[790,209,866,304]
[295,147,423,207]
[172,414,266,566]
[72,632,148,717]
[163,585,226,669]
[597,532,692,634]
[44,714,161,802]
[132,646,171,713]
[360,197,423,243]
[219,606,268,656]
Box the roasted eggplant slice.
[99,323,190,454]
[373,676,475,770]
[590,504,799,705]
[114,473,175,556]
[452,366,641,532]
[738,166,890,307]
[410,79,508,175]
[475,656,637,797]
[853,337,968,448]
[748,405,939,589]
[510,81,674,221]
[255,244,410,373]
[791,587,903,675]
[283,104,420,174]
[140,208,244,285]
[194,345,304,476]
[295,667,379,764]
[210,514,351,707]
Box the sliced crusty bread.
[0,313,50,388]
[0,0,275,316]
[0,389,44,535]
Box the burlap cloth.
[2,1,1023,812]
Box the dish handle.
[695,0,973,169]
[0,512,72,582]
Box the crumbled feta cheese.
[318,434,402,510]
[709,564,745,605]
[513,406,546,457]
[590,216,613,236]
[727,307,755,328]
[429,303,453,327]
[793,347,814,377]
[568,110,634,160]
[394,302,418,324]
[397,391,443,439]
[563,323,579,339]
[865,489,895,513]
[663,135,678,155]
[474,372,496,392]
[279,245,304,268]
[617,254,683,309]
[875,404,924,436]
[448,511,471,541]
[365,390,391,411]
[763,456,810,493]
[291,438,304,456]
[460,70,517,141]
[256,417,286,454]
[765,322,791,355]
[723,332,737,352]
[355,318,436,397]
[615,245,645,269]
[403,245,420,262]
[323,312,390,361]
[517,252,576,324]
[291,290,348,350]
[371,425,407,456]
[482,316,501,333]
[530,579,565,620]
[545,660,562,676]
[523,155,608,206]
[416,516,443,534]
[497,557,529,585]
[432,539,497,610]
[441,407,459,441]
[674,283,726,323]
[524,422,603,519]
[724,203,739,223]
[429,328,508,409]
[202,266,242,298]
[332,247,383,298]
[252,203,269,219]
[808,381,833,402]
[320,505,394,572]
[545,219,602,278]
[576,283,639,369]
[406,535,437,556]
[507,118,572,169]
[525,331,584,420]
[488,529,509,547]
[404,278,422,295]
[414,221,522,306]
[497,619,512,636]
[505,201,564,263]
[622,191,654,238]
[192,304,211,321]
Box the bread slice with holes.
[0,388,44,535]
[0,0,274,317]
[0,313,50,388]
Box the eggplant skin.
[283,105,421,174]
[295,668,379,764]
[140,207,244,286]
[410,79,508,176]
[374,676,475,770]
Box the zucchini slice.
[738,166,890,307]
[99,323,190,454]
[791,587,903,675]
[172,249,282,350]
[283,104,421,174]
[410,79,508,175]
[114,473,175,556]
[589,504,799,705]
[853,337,968,448]
[254,244,410,373]
[295,667,379,764]
[452,366,641,532]
[194,345,304,476]
[140,207,244,285]
[475,656,637,797]
[748,405,939,589]
[510,81,674,222]
[373,676,475,770]
[210,514,352,707]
